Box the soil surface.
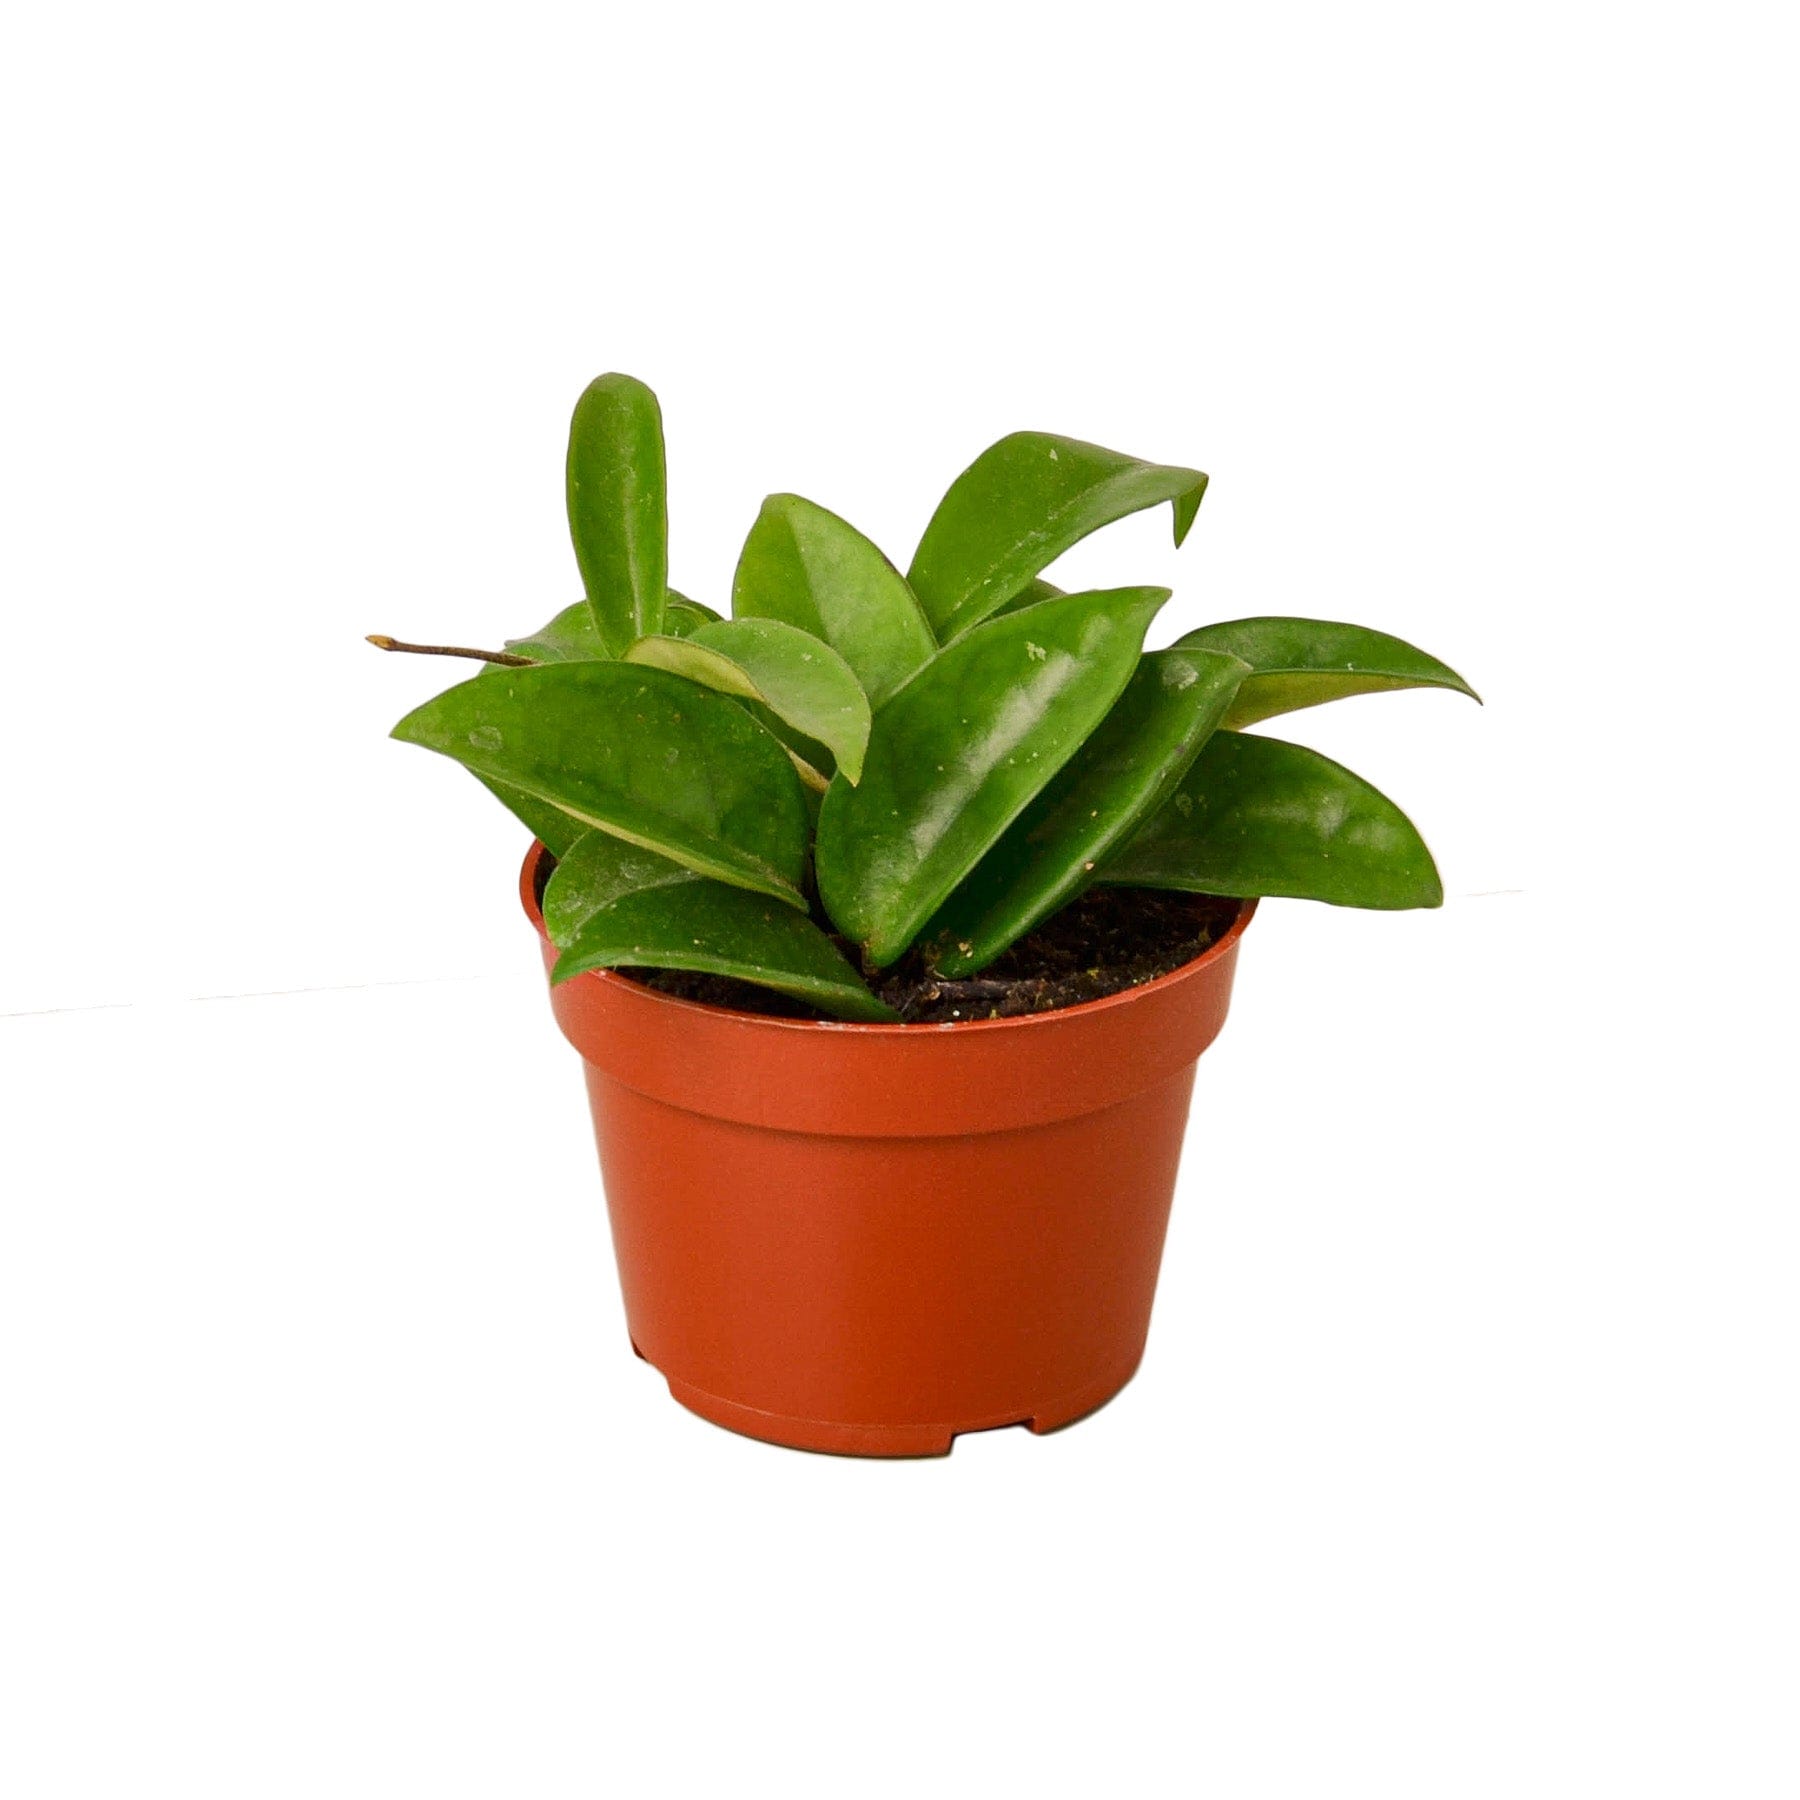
[535,855,1243,1024]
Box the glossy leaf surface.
[816,586,1170,964]
[475,775,585,857]
[566,373,667,655]
[624,617,871,782]
[542,829,703,942]
[924,647,1249,975]
[546,832,895,1022]
[500,600,609,663]
[731,493,935,708]
[1177,616,1479,729]
[1102,730,1443,908]
[990,576,1066,620]
[392,662,809,905]
[664,592,723,638]
[907,434,1207,640]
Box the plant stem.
[366,634,533,668]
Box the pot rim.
[520,839,1256,1038]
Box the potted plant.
[373,373,1477,1455]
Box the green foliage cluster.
[386,374,1476,1022]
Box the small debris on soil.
[534,847,1243,1023]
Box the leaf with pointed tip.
[664,592,723,638]
[1101,730,1443,909]
[816,586,1171,965]
[623,617,871,782]
[566,373,667,654]
[1177,617,1480,729]
[392,662,810,905]
[731,493,936,708]
[545,832,896,1022]
[908,434,1207,640]
[923,647,1250,975]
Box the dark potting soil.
[533,854,1242,1025]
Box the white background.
[3,3,1794,1794]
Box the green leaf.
[472,600,610,848]
[815,585,1171,965]
[990,576,1066,620]
[623,617,872,783]
[731,493,936,708]
[392,662,810,906]
[474,775,586,857]
[1101,730,1443,909]
[619,635,762,698]
[664,592,723,638]
[923,647,1250,976]
[499,600,610,663]
[1177,616,1479,729]
[566,373,667,655]
[692,618,869,783]
[542,830,705,943]
[546,832,896,1023]
[907,433,1207,640]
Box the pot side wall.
[521,842,1253,1456]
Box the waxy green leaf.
[1178,616,1480,729]
[546,832,896,1023]
[731,493,936,708]
[393,662,810,905]
[471,601,610,848]
[542,830,703,944]
[496,594,720,660]
[923,647,1250,976]
[500,600,610,664]
[475,775,586,857]
[816,586,1170,965]
[623,617,872,782]
[991,576,1066,620]
[1102,730,1443,909]
[567,373,667,655]
[663,592,723,638]
[908,434,1207,640]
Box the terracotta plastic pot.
[521,842,1255,1456]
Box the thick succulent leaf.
[500,600,610,663]
[731,493,936,708]
[496,593,725,663]
[474,774,586,857]
[907,433,1208,640]
[546,834,895,1023]
[923,647,1250,976]
[690,619,869,782]
[620,634,762,698]
[815,585,1171,965]
[664,592,723,638]
[1101,730,1443,909]
[566,373,667,655]
[392,662,810,906]
[542,830,704,944]
[1178,616,1480,729]
[990,576,1066,620]
[623,617,871,782]
[619,638,835,788]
